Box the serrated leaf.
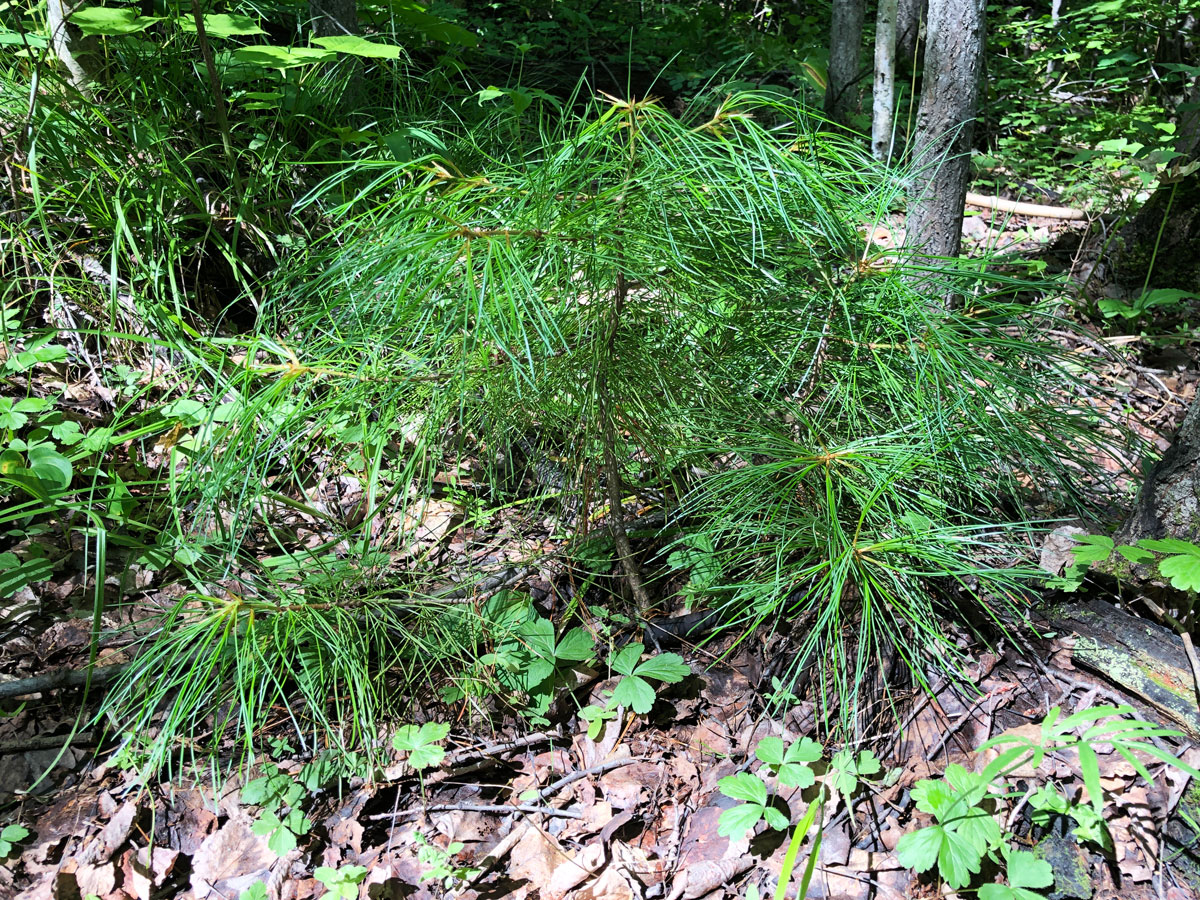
[1160,553,1200,591]
[762,805,790,830]
[554,626,594,661]
[755,736,785,765]
[1006,850,1053,888]
[777,763,815,789]
[938,827,986,888]
[267,823,296,856]
[392,722,450,770]
[633,652,690,683]
[1069,534,1113,564]
[610,643,642,676]
[1137,538,1200,555]
[1115,544,1155,564]
[896,825,942,874]
[785,737,824,763]
[610,674,656,714]
[717,802,764,838]
[719,772,769,805]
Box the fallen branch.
[965,191,1087,221]
[0,662,130,701]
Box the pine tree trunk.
[904,0,986,261]
[824,0,866,127]
[872,0,898,161]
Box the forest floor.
[1,206,1199,900]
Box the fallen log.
[1045,597,1200,738]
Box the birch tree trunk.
[824,0,866,127]
[904,0,987,261]
[46,0,103,96]
[872,0,898,161]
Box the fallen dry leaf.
[509,823,568,885]
[664,855,754,900]
[570,864,635,900]
[547,843,606,900]
[189,811,276,897]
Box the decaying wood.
[1046,597,1200,738]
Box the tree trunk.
[1116,398,1200,547]
[824,0,866,127]
[1112,168,1200,292]
[904,0,987,261]
[872,0,898,161]
[46,0,103,96]
[896,0,926,66]
[309,0,357,36]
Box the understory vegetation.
[0,0,1190,781]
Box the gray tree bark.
[1116,399,1200,547]
[904,0,987,261]
[896,0,926,65]
[872,0,898,161]
[824,0,866,127]
[309,0,357,36]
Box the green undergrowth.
[2,54,1138,773]
[96,91,1133,764]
